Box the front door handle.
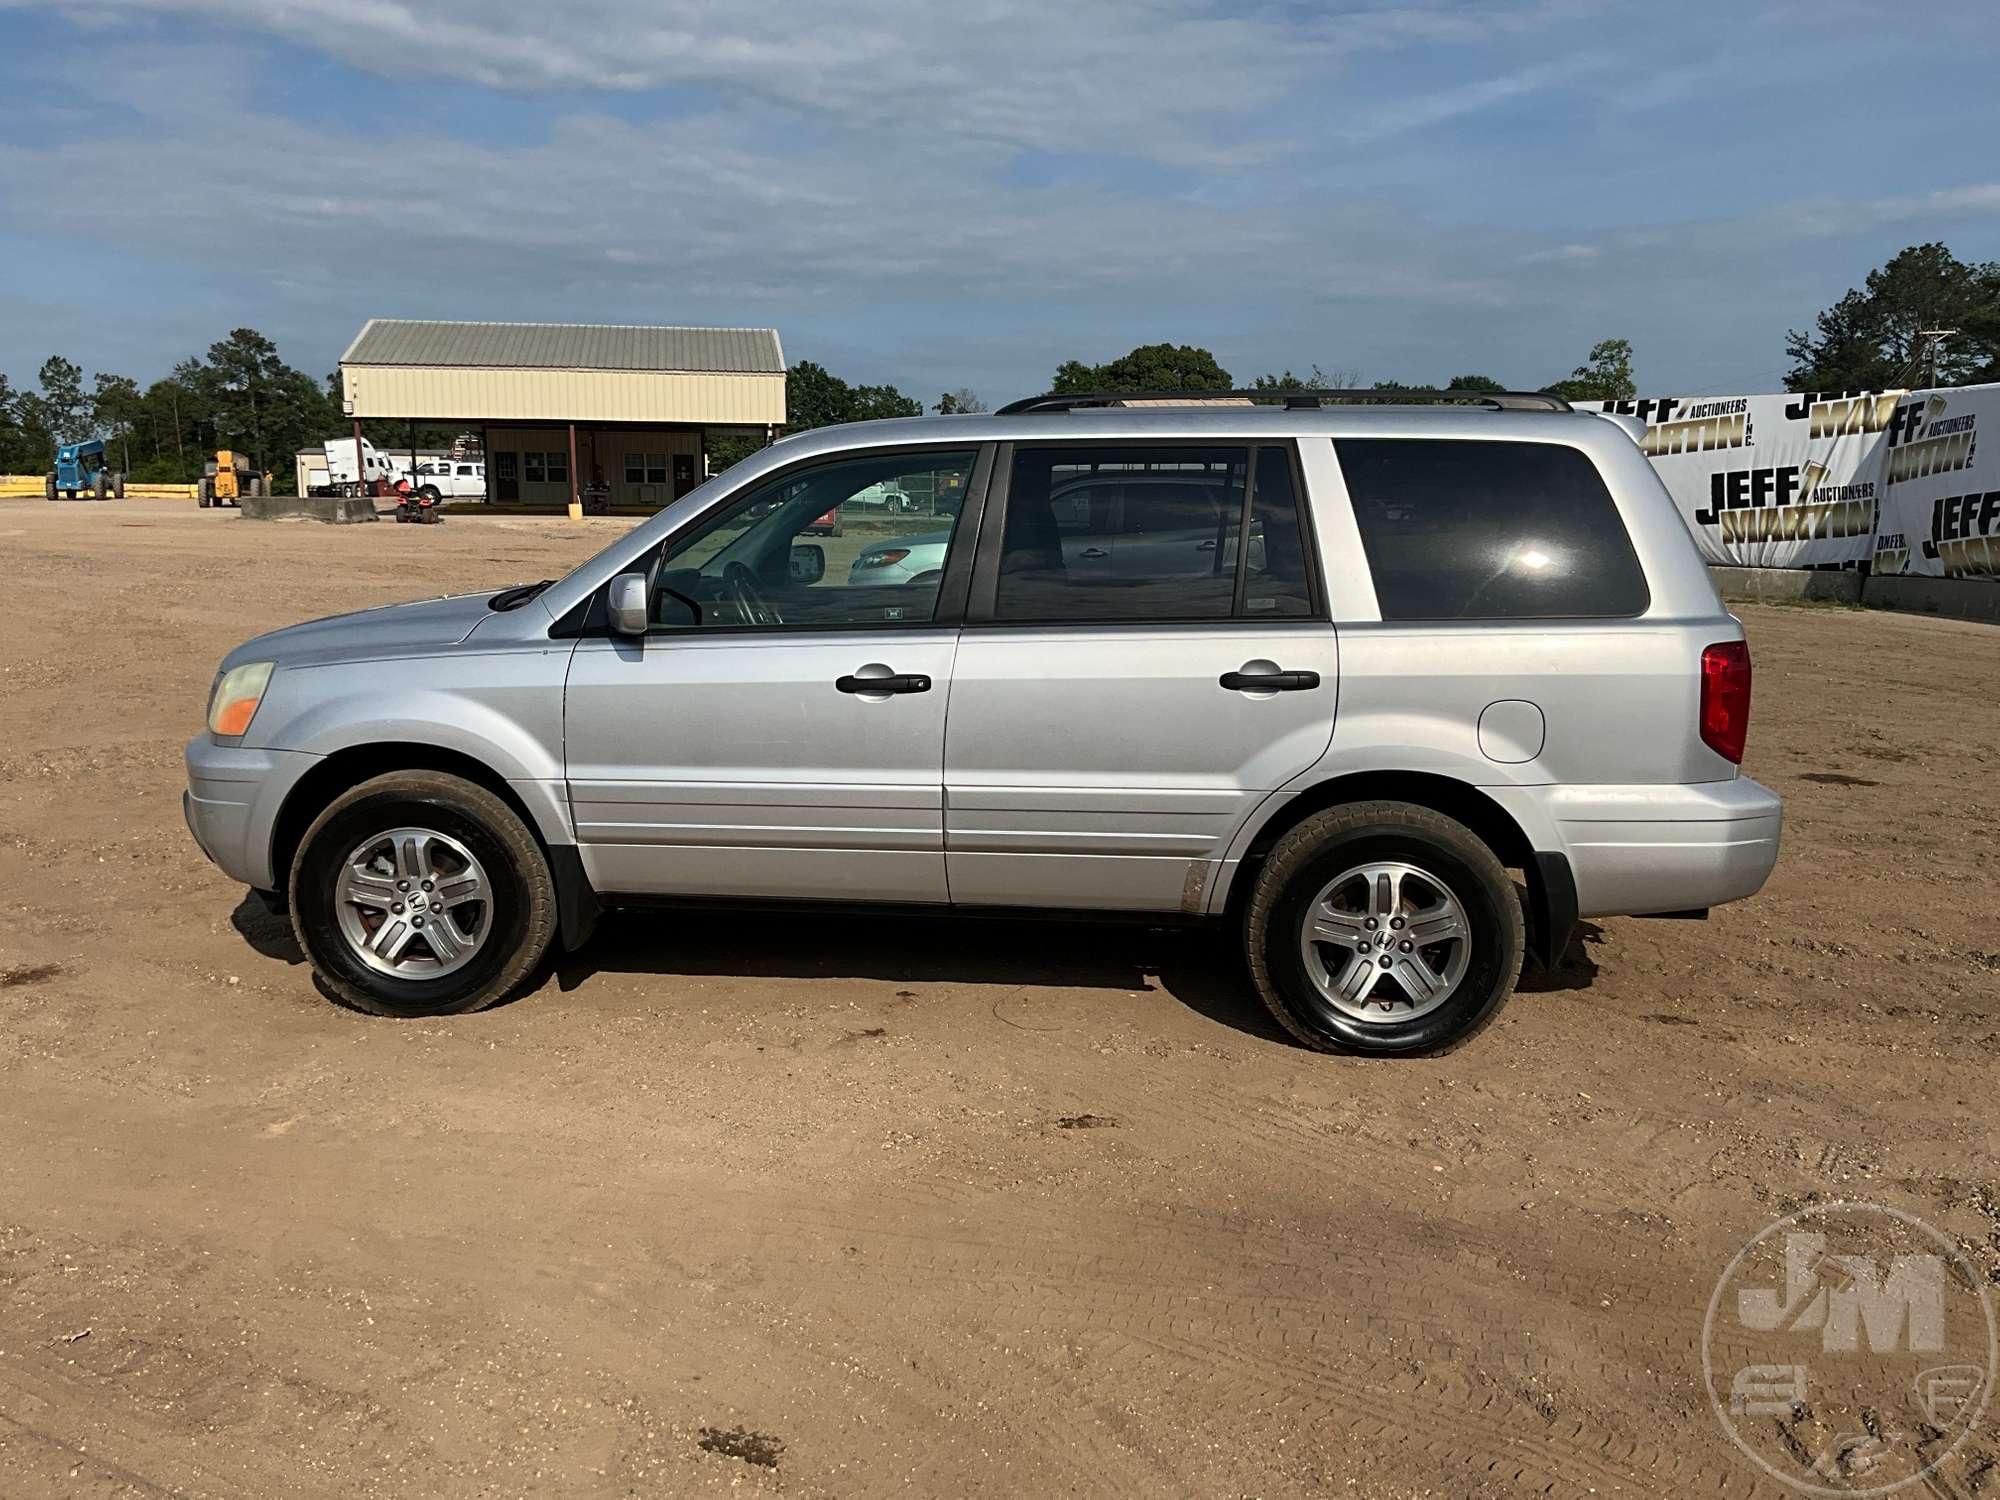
[837,671,932,695]
[1220,668,1320,692]
[1077,547,1109,560]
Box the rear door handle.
[837,672,931,695]
[1077,547,1109,559]
[1219,669,1320,692]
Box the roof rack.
[994,387,1574,415]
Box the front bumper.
[183,737,321,891]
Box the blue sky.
[3,0,1998,404]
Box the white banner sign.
[1579,391,1896,568]
[1871,383,2000,580]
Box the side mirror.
[608,572,649,636]
[789,543,826,585]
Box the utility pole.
[1916,328,1958,389]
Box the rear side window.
[1335,439,1649,619]
[994,444,1315,623]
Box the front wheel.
[1244,801,1524,1055]
[289,771,557,1016]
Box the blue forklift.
[48,438,125,501]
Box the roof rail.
[994,387,1574,415]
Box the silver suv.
[184,391,1782,1053]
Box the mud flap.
[548,844,602,953]
[1528,852,1578,971]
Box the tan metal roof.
[341,319,784,374]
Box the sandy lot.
[1,497,1996,1498]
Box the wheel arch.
[269,742,599,951]
[1219,770,1573,967]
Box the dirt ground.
[1,496,1996,1498]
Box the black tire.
[45,475,56,502]
[112,472,126,499]
[1244,800,1524,1056]
[419,484,440,502]
[288,771,557,1017]
[198,479,212,508]
[94,472,108,500]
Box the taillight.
[1699,640,1752,764]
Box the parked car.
[184,393,1780,1052]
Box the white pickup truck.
[410,460,486,501]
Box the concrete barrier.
[1708,566,1864,605]
[1861,574,2000,623]
[238,493,378,524]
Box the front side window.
[643,450,978,630]
[994,445,1313,622]
[1336,438,1649,619]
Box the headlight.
[208,661,274,737]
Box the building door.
[563,445,989,902]
[494,451,519,503]
[943,442,1335,911]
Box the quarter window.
[1336,438,1649,619]
[993,445,1314,622]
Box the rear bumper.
[184,737,321,891]
[1515,777,1783,917]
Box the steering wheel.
[723,561,782,626]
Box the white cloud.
[3,0,1999,399]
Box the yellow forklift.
[197,451,269,508]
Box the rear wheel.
[289,771,557,1016]
[1244,801,1523,1055]
[45,475,56,502]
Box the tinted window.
[1336,439,1648,619]
[1243,446,1313,618]
[999,445,1323,623]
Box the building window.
[624,452,669,486]
[524,450,569,486]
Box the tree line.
[0,328,340,493]
[7,243,1987,486]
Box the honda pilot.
[184,391,1781,1053]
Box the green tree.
[0,374,26,472]
[91,373,144,473]
[1786,243,2000,391]
[193,329,339,490]
[785,359,922,431]
[1446,373,1506,392]
[1250,364,1364,392]
[1543,339,1636,402]
[935,388,986,414]
[1049,343,1232,394]
[26,356,90,446]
